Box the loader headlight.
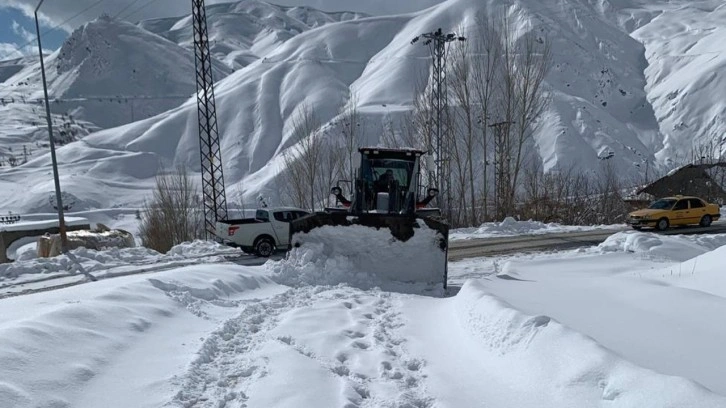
[331,186,342,196]
[427,188,439,198]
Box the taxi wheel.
[700,215,712,227]
[656,218,669,231]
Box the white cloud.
[0,42,23,60]
[11,20,35,43]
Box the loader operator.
[375,169,395,193]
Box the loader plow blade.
[287,212,449,289]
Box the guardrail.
[0,215,21,224]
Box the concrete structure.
[0,219,90,263]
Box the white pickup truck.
[215,207,309,257]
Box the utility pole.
[192,0,228,238]
[411,28,465,214]
[35,0,68,251]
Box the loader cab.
[330,147,440,214]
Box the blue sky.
[0,6,65,59]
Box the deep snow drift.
[2,231,726,406]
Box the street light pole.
[35,0,68,251]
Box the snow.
[595,230,726,261]
[271,223,447,292]
[139,0,368,70]
[0,216,88,232]
[1,228,726,406]
[0,239,238,283]
[6,0,726,212]
[451,216,623,240]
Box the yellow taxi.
[628,195,721,231]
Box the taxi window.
[688,198,705,209]
[673,200,688,211]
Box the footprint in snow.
[343,330,365,339]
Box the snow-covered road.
[2,232,726,407]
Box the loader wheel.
[254,237,275,257]
[656,218,669,231]
[700,215,712,227]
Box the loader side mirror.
[331,186,342,196]
[425,155,434,171]
[427,188,439,197]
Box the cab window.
[688,198,705,209]
[255,210,269,221]
[673,200,688,211]
[273,211,294,222]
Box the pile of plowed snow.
[0,240,238,282]
[436,281,726,406]
[269,223,446,292]
[594,231,726,262]
[451,217,621,240]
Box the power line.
[119,0,166,21]
[112,0,145,20]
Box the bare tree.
[139,165,204,253]
[339,91,364,186]
[315,128,346,208]
[470,16,502,222]
[280,104,324,211]
[451,28,481,226]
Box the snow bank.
[0,264,278,408]
[595,231,726,262]
[451,217,621,240]
[650,244,726,299]
[269,223,446,292]
[450,281,726,406]
[0,240,238,282]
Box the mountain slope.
[0,15,230,130]
[0,0,667,212]
[138,0,368,69]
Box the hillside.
[139,0,368,69]
[0,15,231,130]
[0,0,724,213]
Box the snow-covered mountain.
[0,0,725,214]
[139,0,368,69]
[0,15,231,130]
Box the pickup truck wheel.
[656,218,669,231]
[700,214,712,227]
[254,237,275,257]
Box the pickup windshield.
[648,199,676,210]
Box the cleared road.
[448,222,726,260]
